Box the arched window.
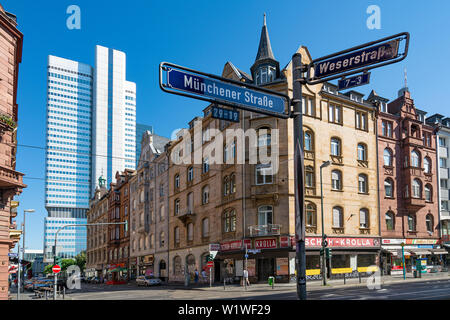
[230,174,236,193]
[174,174,180,188]
[384,148,393,166]
[304,131,313,151]
[358,174,368,193]
[331,138,341,156]
[425,184,432,202]
[187,192,193,213]
[223,209,236,233]
[426,214,434,233]
[258,127,271,147]
[187,166,194,182]
[408,214,416,231]
[412,179,422,198]
[187,223,194,241]
[202,185,210,204]
[411,150,420,168]
[384,178,394,198]
[359,208,369,228]
[306,203,316,227]
[223,176,229,196]
[160,231,165,247]
[305,166,314,187]
[173,256,182,275]
[202,218,209,238]
[174,199,180,215]
[258,205,273,226]
[357,144,367,161]
[424,157,431,174]
[174,226,180,244]
[331,170,342,190]
[332,206,343,228]
[385,211,395,231]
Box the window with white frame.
[332,206,343,228]
[256,164,273,185]
[359,208,369,228]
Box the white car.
[136,275,162,287]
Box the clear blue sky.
[5,0,450,250]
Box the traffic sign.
[52,265,61,274]
[305,32,409,85]
[338,72,370,91]
[160,62,290,118]
[206,261,214,268]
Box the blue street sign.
[314,40,399,79]
[8,253,18,258]
[212,106,239,122]
[161,63,289,118]
[244,254,248,259]
[338,73,370,91]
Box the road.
[13,278,450,300]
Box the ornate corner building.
[0,5,26,300]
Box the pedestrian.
[201,269,207,283]
[243,268,250,286]
[194,269,199,284]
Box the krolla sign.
[306,237,381,248]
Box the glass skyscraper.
[44,47,136,262]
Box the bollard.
[224,278,226,291]
[359,272,361,283]
[343,273,346,285]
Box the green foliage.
[0,114,16,129]
[75,251,86,272]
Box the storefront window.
[306,255,320,270]
[357,254,376,267]
[332,254,350,268]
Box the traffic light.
[206,254,214,262]
[325,248,332,259]
[319,248,324,256]
[54,256,62,266]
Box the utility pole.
[292,53,307,300]
[17,242,21,300]
[320,161,331,286]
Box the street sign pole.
[401,243,406,280]
[17,242,21,300]
[292,53,307,300]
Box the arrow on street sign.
[160,62,290,119]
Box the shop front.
[381,238,447,276]
[106,263,128,284]
[138,255,154,277]
[305,236,381,281]
[215,236,296,284]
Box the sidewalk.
[191,272,450,292]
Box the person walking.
[243,268,250,286]
[201,269,207,283]
[194,269,199,285]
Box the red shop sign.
[220,239,251,251]
[305,237,380,248]
[255,238,277,249]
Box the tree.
[75,251,86,273]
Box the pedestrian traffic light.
[319,248,324,256]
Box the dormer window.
[380,102,387,113]
[256,65,276,85]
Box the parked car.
[136,275,162,287]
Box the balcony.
[0,165,26,189]
[403,136,423,146]
[405,197,426,208]
[249,224,281,237]
[404,167,423,177]
[176,210,195,224]
[330,155,343,165]
[304,151,315,161]
[251,183,279,197]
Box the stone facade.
[0,5,25,300]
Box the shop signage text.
[255,238,277,249]
[306,237,380,248]
[220,239,251,251]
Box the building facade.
[0,5,26,300]
[371,88,443,275]
[135,123,153,167]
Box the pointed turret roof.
[255,13,275,62]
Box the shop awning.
[385,249,411,257]
[431,249,449,255]
[409,249,432,255]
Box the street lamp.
[18,209,35,300]
[320,161,331,286]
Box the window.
[331,170,342,190]
[382,120,393,137]
[331,138,341,156]
[256,164,273,185]
[328,104,342,124]
[412,179,422,198]
[174,227,180,244]
[159,205,165,221]
[440,158,447,168]
[173,256,182,275]
[383,148,393,166]
[306,203,316,227]
[159,183,165,197]
[258,206,273,225]
[441,179,448,189]
[423,132,432,147]
[355,112,368,130]
[187,223,194,241]
[175,174,180,188]
[174,199,180,215]
[223,176,230,196]
[425,184,432,202]
[223,210,236,233]
[357,144,366,161]
[258,127,271,147]
[202,185,209,204]
[187,167,193,182]
[424,157,431,174]
[202,127,210,144]
[230,174,236,194]
[426,214,433,233]
[305,166,314,188]
[385,211,395,231]
[202,157,209,173]
[408,215,416,231]
[332,206,343,228]
[202,218,209,238]
[304,131,313,151]
[187,192,193,213]
[302,96,316,116]
[439,137,446,147]
[442,200,449,211]
[380,102,387,113]
[358,174,368,193]
[384,179,394,198]
[359,209,369,228]
[160,231,165,247]
[411,150,420,168]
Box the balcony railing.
[0,165,25,188]
[249,224,281,237]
